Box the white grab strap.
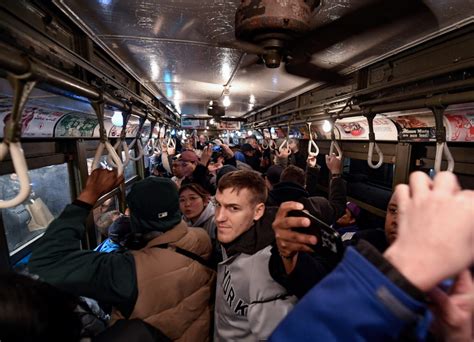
[434,142,455,173]
[329,140,343,158]
[279,139,289,153]
[367,142,384,169]
[92,141,124,176]
[0,143,31,209]
[108,140,130,168]
[307,123,319,157]
[128,138,144,161]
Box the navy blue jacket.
[270,241,431,342]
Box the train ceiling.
[53,0,474,120]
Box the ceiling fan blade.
[217,40,266,55]
[285,61,346,84]
[290,0,438,57]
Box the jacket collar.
[145,220,188,246]
[222,207,277,257]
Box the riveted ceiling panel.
[55,0,474,119]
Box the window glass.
[0,163,71,254]
[87,150,137,180]
[92,196,119,241]
[341,158,394,211]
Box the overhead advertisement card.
[393,113,436,141]
[0,106,65,138]
[335,115,398,141]
[217,121,241,130]
[55,113,98,137]
[181,118,206,129]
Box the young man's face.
[214,188,265,244]
[288,139,298,153]
[384,195,398,245]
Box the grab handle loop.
[153,123,162,153]
[307,122,319,157]
[91,98,123,176]
[0,72,36,208]
[128,116,147,161]
[279,138,289,153]
[365,114,383,169]
[329,119,343,158]
[432,106,454,173]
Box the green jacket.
[29,200,138,317]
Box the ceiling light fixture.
[323,120,332,133]
[222,87,231,107]
[111,111,123,127]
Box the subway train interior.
[0,0,473,340]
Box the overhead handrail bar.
[307,122,320,157]
[365,113,384,169]
[108,102,132,168]
[0,72,37,209]
[128,115,147,162]
[432,106,455,173]
[91,96,123,176]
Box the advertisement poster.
[55,113,98,138]
[309,122,332,140]
[335,116,397,141]
[109,123,139,138]
[445,114,474,142]
[0,106,64,138]
[181,118,206,129]
[393,113,436,141]
[217,121,241,130]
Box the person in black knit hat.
[29,170,216,341]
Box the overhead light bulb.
[171,129,176,136]
[112,111,123,127]
[206,126,209,129]
[247,130,253,136]
[223,95,231,107]
[323,120,332,133]
[210,118,215,125]
[249,94,256,104]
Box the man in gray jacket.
[213,170,296,341]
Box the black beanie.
[126,177,181,233]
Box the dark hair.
[280,165,305,187]
[217,170,267,205]
[179,183,210,200]
[0,272,81,342]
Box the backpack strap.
[150,243,214,269]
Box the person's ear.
[253,203,265,221]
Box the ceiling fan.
[220,0,438,84]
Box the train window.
[92,195,119,242]
[0,163,71,254]
[86,150,137,180]
[341,158,394,211]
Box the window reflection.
[341,158,393,211]
[86,149,137,180]
[0,164,71,254]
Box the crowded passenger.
[178,149,216,195]
[334,201,361,234]
[179,183,214,237]
[270,171,473,342]
[263,165,283,191]
[29,170,216,341]
[213,170,296,340]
